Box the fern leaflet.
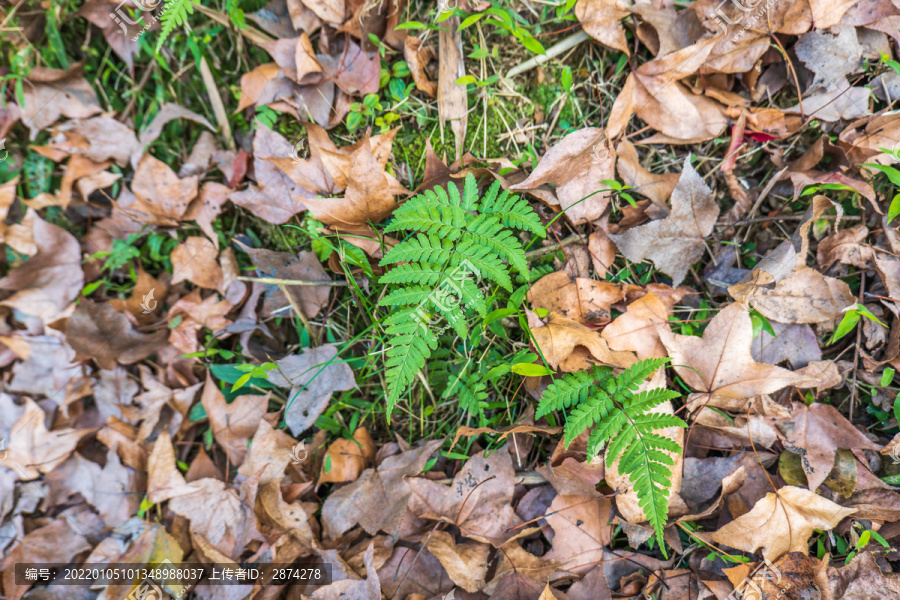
[156,0,195,50]
[536,358,686,555]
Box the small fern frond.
[156,0,195,50]
[539,357,686,556]
[378,178,542,419]
[478,181,545,236]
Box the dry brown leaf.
[609,157,719,286]
[66,300,169,370]
[816,225,873,269]
[601,292,670,359]
[318,427,376,484]
[200,374,267,466]
[237,419,298,486]
[239,244,331,320]
[543,493,613,575]
[407,447,523,546]
[304,133,406,229]
[404,36,437,97]
[746,266,855,324]
[1,397,89,481]
[0,213,84,323]
[511,128,615,225]
[183,182,231,249]
[575,0,629,54]
[78,0,140,69]
[120,155,199,226]
[750,321,821,369]
[321,439,443,538]
[615,141,679,208]
[426,531,491,593]
[228,125,309,224]
[660,302,812,407]
[823,551,900,599]
[607,38,727,143]
[707,486,856,561]
[268,344,357,435]
[170,236,224,290]
[778,402,881,493]
[19,65,102,138]
[438,16,467,159]
[528,271,624,325]
[530,312,636,372]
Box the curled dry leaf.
[707,486,856,562]
[318,427,376,484]
[268,344,357,436]
[575,0,629,54]
[610,157,719,287]
[601,292,670,360]
[511,128,615,225]
[778,402,881,493]
[615,141,679,208]
[530,313,635,372]
[170,236,224,290]
[120,155,199,226]
[199,375,267,466]
[426,530,491,593]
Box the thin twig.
[238,276,356,286]
[524,233,585,259]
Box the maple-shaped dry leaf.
[119,155,199,226]
[528,271,624,325]
[530,312,636,372]
[46,447,139,527]
[1,398,89,481]
[407,447,523,546]
[229,125,309,224]
[426,530,491,593]
[745,265,855,324]
[66,300,169,370]
[707,486,855,561]
[575,0,629,54]
[322,439,443,538]
[170,236,224,290]
[510,128,615,225]
[610,156,719,286]
[778,402,881,493]
[0,213,84,323]
[19,65,102,138]
[660,302,812,406]
[302,134,406,229]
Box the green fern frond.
[537,357,686,556]
[378,175,542,420]
[478,181,546,236]
[156,0,195,50]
